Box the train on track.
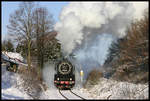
[54,58,75,90]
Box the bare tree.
[7,2,35,71]
[32,7,54,76]
[112,9,148,83]
[2,39,14,52]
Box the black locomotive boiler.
[54,58,75,90]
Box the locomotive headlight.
[70,78,72,81]
[57,78,59,80]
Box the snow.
[1,64,91,100]
[1,52,91,100]
[1,51,148,99]
[2,63,148,100]
[2,51,28,66]
[2,51,24,61]
[81,78,149,99]
[1,87,32,99]
[39,87,93,99]
[1,65,32,100]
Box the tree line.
[2,2,62,76]
[105,9,148,83]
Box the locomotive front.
[54,58,75,90]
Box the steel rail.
[59,89,86,100]
[59,89,69,100]
[69,90,86,100]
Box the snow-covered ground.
[1,52,91,100]
[2,62,148,100]
[1,52,31,99]
[81,78,149,99]
[1,64,91,100]
[1,52,148,99]
[1,64,33,100]
[40,88,93,99]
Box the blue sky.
[2,1,69,41]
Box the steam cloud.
[54,2,148,78]
[55,2,148,55]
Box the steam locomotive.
[54,58,75,90]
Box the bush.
[84,69,103,88]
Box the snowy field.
[1,64,92,100]
[1,52,91,100]
[82,78,149,99]
[2,63,148,100]
[1,52,148,99]
[1,64,33,99]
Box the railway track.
[59,89,86,100]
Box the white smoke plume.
[54,2,148,78]
[55,2,148,55]
[74,34,115,78]
[132,2,149,20]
